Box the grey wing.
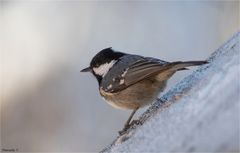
[101,55,207,93]
[123,57,170,86]
[101,55,169,93]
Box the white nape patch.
[93,60,116,76]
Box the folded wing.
[101,55,207,93]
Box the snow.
[101,32,240,152]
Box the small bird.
[81,47,207,134]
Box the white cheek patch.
[93,60,116,76]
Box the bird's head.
[81,47,125,84]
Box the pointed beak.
[80,67,91,72]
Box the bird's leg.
[119,108,138,135]
[124,108,138,128]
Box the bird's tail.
[154,60,208,82]
[170,61,208,71]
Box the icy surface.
[101,32,240,152]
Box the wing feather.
[101,54,207,93]
[125,63,172,86]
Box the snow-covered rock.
[101,32,240,152]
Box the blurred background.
[1,1,239,152]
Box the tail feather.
[170,61,208,71]
[178,67,189,71]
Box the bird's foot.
[118,126,129,135]
[129,119,142,126]
[118,119,142,135]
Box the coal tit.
[81,47,207,134]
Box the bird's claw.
[118,119,142,135]
[129,119,142,126]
